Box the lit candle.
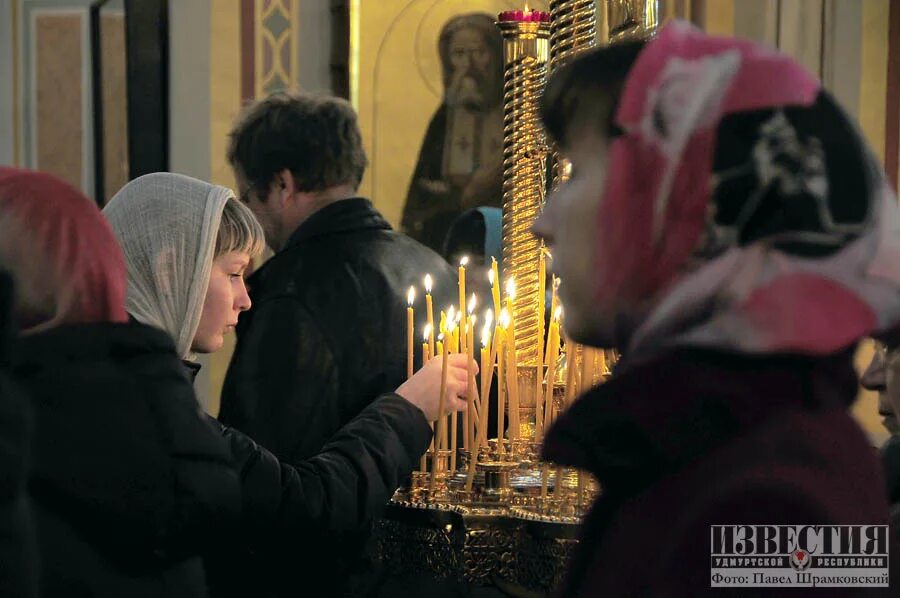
[423,324,433,362]
[465,310,476,453]
[447,324,458,472]
[483,309,493,358]
[458,257,468,352]
[440,332,449,444]
[466,326,493,492]
[541,307,562,442]
[505,277,516,333]
[421,323,432,472]
[407,286,415,380]
[496,311,509,455]
[504,279,519,440]
[479,325,492,443]
[489,258,501,318]
[498,2,549,22]
[535,248,546,437]
[430,334,448,492]
[425,274,435,358]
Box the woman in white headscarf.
[104,172,470,597]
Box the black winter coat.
[11,322,240,597]
[204,391,431,598]
[0,272,36,597]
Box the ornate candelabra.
[497,13,550,444]
[608,0,659,42]
[375,3,659,594]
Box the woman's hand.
[395,354,479,421]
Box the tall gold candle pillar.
[549,1,596,72]
[496,11,550,440]
[607,0,659,43]
[547,0,597,190]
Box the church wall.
[0,0,97,196]
[170,0,214,407]
[0,1,18,166]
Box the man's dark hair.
[540,40,645,148]
[227,92,368,198]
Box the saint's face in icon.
[441,17,503,112]
[446,27,495,110]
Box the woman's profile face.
[191,251,252,354]
[532,127,618,346]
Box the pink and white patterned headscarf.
[596,21,900,359]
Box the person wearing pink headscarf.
[533,23,900,595]
[0,167,240,597]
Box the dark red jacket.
[544,348,897,597]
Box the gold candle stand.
[607,0,659,43]
[376,4,654,594]
[497,17,550,439]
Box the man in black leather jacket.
[219,92,457,595]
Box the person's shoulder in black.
[0,271,36,598]
[11,320,240,597]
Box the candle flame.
[485,309,493,327]
[447,305,456,323]
[488,268,495,285]
[460,256,469,267]
[455,310,462,324]
[471,314,477,326]
[554,306,563,321]
[424,274,433,293]
[468,294,477,314]
[506,278,516,300]
[482,326,490,347]
[499,308,511,328]
[524,1,530,11]
[407,286,415,306]
[438,332,445,342]
[423,323,433,342]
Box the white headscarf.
[103,173,232,359]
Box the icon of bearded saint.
[402,13,505,253]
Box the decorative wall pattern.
[255,0,300,97]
